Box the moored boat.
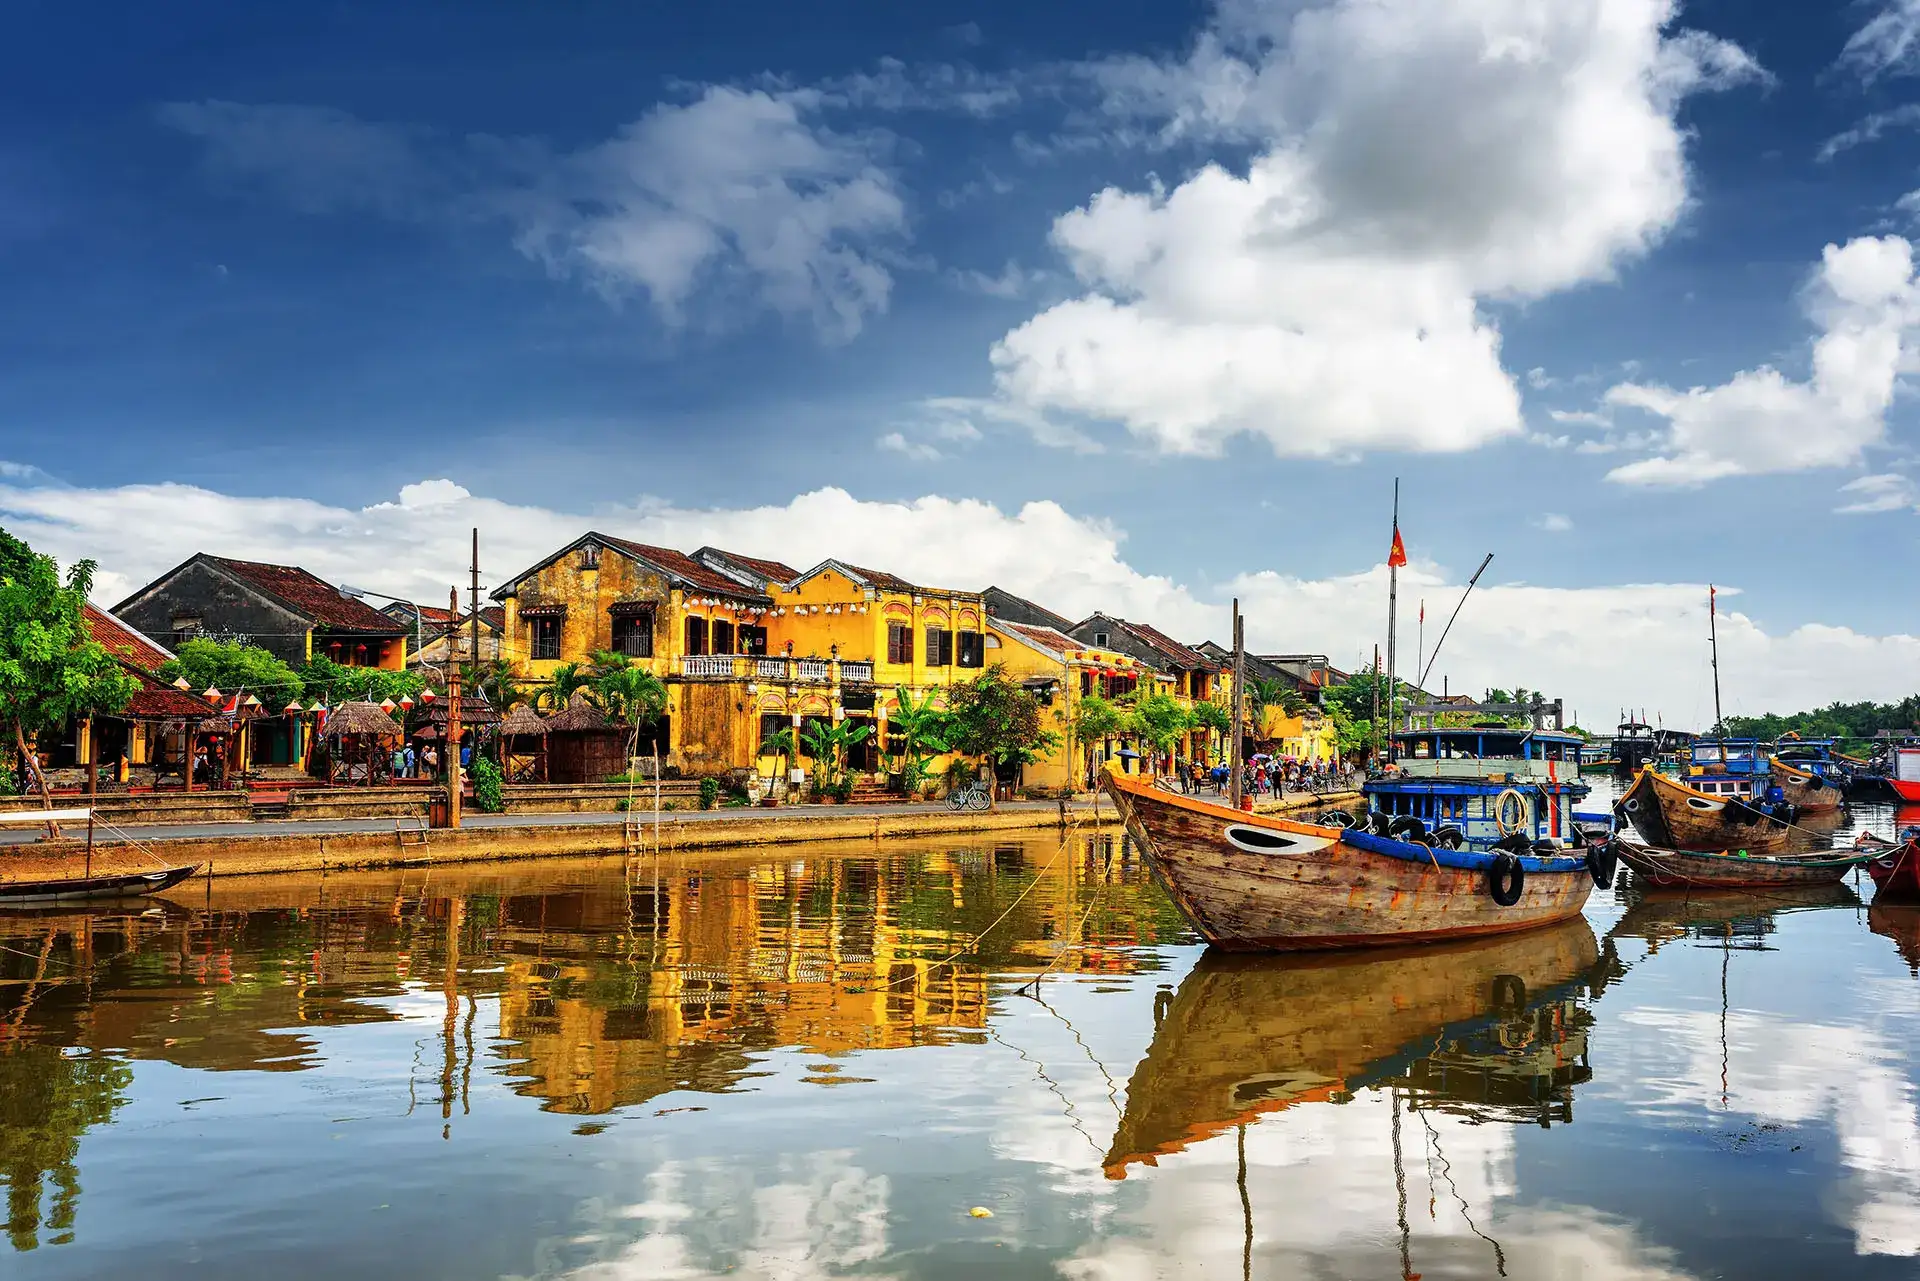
[1614,839,1865,890]
[1365,726,1590,851]
[1102,771,1601,952]
[1615,767,1839,855]
[1771,758,1843,815]
[1856,829,1920,899]
[0,808,201,905]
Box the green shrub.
[698,778,719,810]
[472,756,504,813]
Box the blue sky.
[6,0,1920,722]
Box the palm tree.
[461,657,525,713]
[536,661,591,713]
[886,686,950,795]
[587,650,668,759]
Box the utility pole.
[1230,599,1245,811]
[469,527,481,679]
[445,586,463,829]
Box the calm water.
[2,820,1919,1280]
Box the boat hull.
[0,863,200,905]
[1615,841,1860,890]
[1892,779,1920,803]
[1617,768,1839,855]
[1772,760,1842,815]
[1103,774,1593,952]
[1866,841,1920,899]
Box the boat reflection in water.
[1107,918,1602,1179]
[1869,901,1920,975]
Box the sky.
[5,0,1920,727]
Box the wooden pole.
[1709,585,1728,766]
[1386,478,1399,747]
[469,528,482,678]
[1230,599,1245,811]
[445,586,463,830]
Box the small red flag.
[1419,599,1425,624]
[1388,525,1408,568]
[1710,584,1716,617]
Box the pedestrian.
[402,743,416,779]
[424,743,439,777]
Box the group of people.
[1177,756,1341,797]
[388,743,440,779]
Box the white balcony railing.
[754,657,789,680]
[840,661,874,683]
[680,655,737,678]
[795,659,832,682]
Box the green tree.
[0,525,35,583]
[158,638,304,707]
[586,650,668,760]
[1070,694,1129,783]
[0,546,137,825]
[461,657,525,713]
[1190,700,1231,740]
[1129,690,1193,764]
[760,725,800,783]
[293,656,424,707]
[536,661,592,713]
[800,718,871,794]
[945,664,1059,787]
[885,686,950,795]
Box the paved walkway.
[0,799,1109,847]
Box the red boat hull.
[1891,779,1920,803]
[1867,842,1920,899]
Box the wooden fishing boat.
[1102,771,1598,951]
[1614,838,1865,890]
[1855,831,1920,899]
[1615,767,1839,855]
[1771,758,1842,814]
[1104,919,1599,1177]
[0,808,200,905]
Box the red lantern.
[398,695,415,711]
[420,689,437,704]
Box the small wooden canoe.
[1102,771,1595,951]
[1615,839,1863,890]
[0,862,199,905]
[1616,768,1839,855]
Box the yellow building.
[492,536,992,779]
[986,619,1156,793]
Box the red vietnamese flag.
[1710,584,1716,617]
[1388,524,1408,568]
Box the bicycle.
[948,780,992,811]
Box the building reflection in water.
[0,834,1186,1247]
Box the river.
[2,822,1917,1279]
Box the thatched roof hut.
[498,704,550,737]
[544,692,623,783]
[543,692,611,733]
[322,701,404,739]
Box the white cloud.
[1837,472,1918,513]
[1532,512,1574,533]
[1817,103,1920,161]
[162,89,907,341]
[949,260,1037,298]
[6,470,1919,727]
[1839,0,1920,82]
[988,0,1762,458]
[394,478,472,509]
[1605,236,1920,487]
[875,431,942,461]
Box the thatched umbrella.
[320,701,404,786]
[544,692,623,783]
[499,703,550,782]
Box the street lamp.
[339,584,423,666]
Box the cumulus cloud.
[1605,236,1920,487]
[989,0,1763,458]
[1532,513,1574,533]
[161,89,907,341]
[5,470,1918,727]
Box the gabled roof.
[1075,613,1218,673]
[983,586,1074,633]
[791,559,978,599]
[494,532,771,604]
[693,547,801,588]
[84,603,175,675]
[991,619,1075,660]
[198,556,407,634]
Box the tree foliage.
[1724,697,1920,746]
[885,686,950,793]
[0,540,137,812]
[294,656,425,706]
[536,661,592,712]
[1190,700,1231,737]
[586,649,668,757]
[945,664,1058,769]
[159,638,305,705]
[1129,690,1193,753]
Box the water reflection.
[0,833,1914,1279]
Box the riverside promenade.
[0,788,1358,881]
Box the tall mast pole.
[1230,599,1245,810]
[469,527,481,679]
[1709,585,1727,762]
[1415,600,1424,731]
[1371,644,1381,766]
[1386,478,1399,750]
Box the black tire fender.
[1487,851,1526,907]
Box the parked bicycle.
[947,780,992,811]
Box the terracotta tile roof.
[1124,620,1219,672]
[595,535,770,601]
[123,672,218,720]
[205,557,407,634]
[695,547,802,586]
[823,561,976,598]
[84,603,174,675]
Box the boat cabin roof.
[1391,727,1582,761]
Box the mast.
[1386,478,1399,748]
[1710,585,1727,764]
[1230,599,1246,810]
